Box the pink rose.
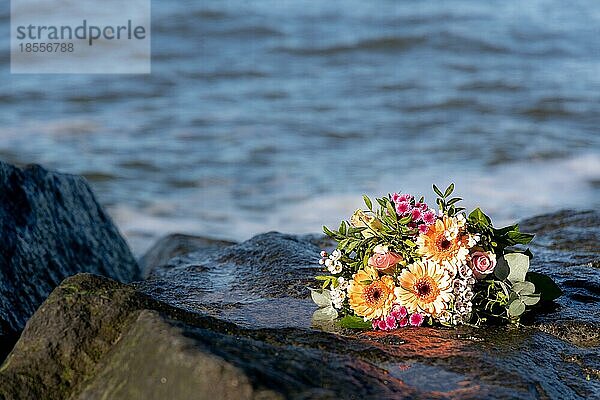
[368,245,403,272]
[470,251,497,279]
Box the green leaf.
[310,289,332,308]
[347,226,364,235]
[526,272,563,301]
[507,230,534,245]
[323,225,336,238]
[312,306,338,323]
[522,294,540,306]
[504,253,530,282]
[363,195,373,211]
[399,216,412,225]
[508,299,526,317]
[346,240,360,253]
[468,208,492,227]
[339,221,347,235]
[386,201,397,221]
[494,257,510,280]
[337,315,372,329]
[363,253,370,267]
[447,197,462,206]
[432,184,444,198]
[512,281,535,295]
[444,183,455,197]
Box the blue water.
[1,0,599,254]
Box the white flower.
[372,244,389,254]
[337,277,349,290]
[330,288,346,309]
[331,249,342,261]
[467,234,480,248]
[328,260,343,274]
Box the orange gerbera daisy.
[394,260,453,317]
[348,267,396,320]
[416,215,475,272]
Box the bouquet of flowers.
[311,184,562,330]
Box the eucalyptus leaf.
[310,289,332,308]
[512,281,535,295]
[312,306,338,323]
[504,253,530,282]
[522,294,540,306]
[508,299,526,317]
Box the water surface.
[1,0,599,254]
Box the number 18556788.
[19,42,74,52]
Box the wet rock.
[139,233,236,277]
[0,162,139,360]
[1,211,599,399]
[135,232,322,329]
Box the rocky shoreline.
[0,162,598,399]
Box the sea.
[1,0,599,255]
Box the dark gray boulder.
[1,211,599,399]
[0,161,139,359]
[138,233,235,278]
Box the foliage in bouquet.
[311,184,562,330]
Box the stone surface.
[0,161,139,360]
[139,233,235,278]
[1,211,599,399]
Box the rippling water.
[1,0,599,254]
